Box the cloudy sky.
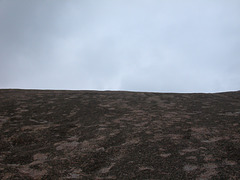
[0,0,240,93]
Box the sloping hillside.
[0,89,240,179]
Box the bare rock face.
[0,89,240,179]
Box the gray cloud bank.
[0,0,240,92]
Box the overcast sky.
[0,0,240,93]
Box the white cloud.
[0,0,240,92]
